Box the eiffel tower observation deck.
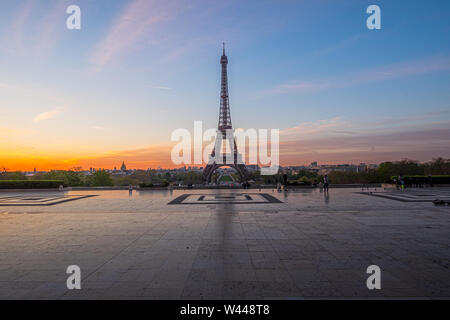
[202,44,249,183]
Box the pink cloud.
[33,108,63,123]
[280,117,350,140]
[280,126,450,165]
[278,114,450,164]
[8,0,35,54]
[8,0,67,56]
[90,0,180,69]
[269,55,450,95]
[33,1,67,56]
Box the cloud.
[0,127,27,136]
[278,113,450,164]
[33,108,62,123]
[280,117,350,140]
[70,118,450,168]
[8,0,35,54]
[69,113,450,169]
[0,81,65,104]
[32,1,67,56]
[311,34,364,58]
[77,143,175,169]
[280,126,450,165]
[151,86,172,90]
[273,81,329,94]
[90,0,180,69]
[7,0,66,56]
[0,83,15,90]
[268,55,450,95]
[5,115,450,170]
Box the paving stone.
[0,188,449,299]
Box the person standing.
[283,173,288,187]
[323,175,329,192]
[399,174,405,191]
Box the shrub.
[390,175,450,185]
[139,182,154,188]
[113,176,139,186]
[161,180,169,187]
[299,176,312,185]
[0,180,64,189]
[35,170,83,186]
[287,176,312,186]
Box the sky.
[1,0,450,171]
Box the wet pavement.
[0,188,449,299]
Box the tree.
[393,159,423,176]
[377,162,394,182]
[0,171,26,180]
[88,170,113,186]
[39,170,83,186]
[426,158,450,175]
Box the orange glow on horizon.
[0,143,177,171]
[2,131,449,171]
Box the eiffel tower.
[202,44,249,183]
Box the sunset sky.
[1,0,450,171]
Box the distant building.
[357,163,367,173]
[311,162,318,167]
[120,161,127,172]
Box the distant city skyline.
[0,158,433,173]
[1,0,450,171]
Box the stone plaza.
[0,188,449,299]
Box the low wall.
[8,184,450,192]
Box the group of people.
[395,174,434,189]
[242,181,251,189]
[242,173,331,192]
[277,173,330,193]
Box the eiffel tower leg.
[232,164,249,182]
[203,163,217,183]
[203,135,250,183]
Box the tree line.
[1,158,449,186]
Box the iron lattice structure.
[203,44,249,183]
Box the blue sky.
[1,0,450,169]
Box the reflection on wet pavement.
[0,188,449,299]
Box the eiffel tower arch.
[203,44,249,183]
